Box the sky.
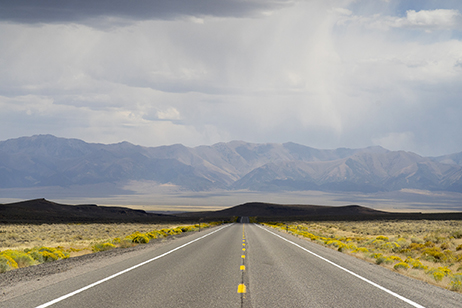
[1,0,462,157]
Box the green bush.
[394,262,410,270]
[422,247,446,262]
[131,233,150,244]
[92,242,116,252]
[1,249,35,267]
[26,246,69,262]
[0,255,18,273]
[376,256,393,265]
[450,274,462,291]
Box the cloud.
[156,107,181,121]
[339,9,462,31]
[0,1,462,156]
[402,9,462,29]
[0,0,295,27]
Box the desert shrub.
[450,274,462,291]
[156,230,168,237]
[119,239,136,248]
[300,231,318,241]
[27,251,44,263]
[27,246,69,262]
[1,249,35,267]
[41,251,59,261]
[376,235,389,241]
[409,243,425,251]
[345,243,358,251]
[422,247,446,263]
[440,242,450,250]
[0,255,18,273]
[426,267,451,282]
[112,237,121,244]
[181,225,197,232]
[456,244,462,251]
[145,232,158,239]
[438,266,452,275]
[425,233,445,244]
[404,257,427,270]
[433,271,445,281]
[325,239,346,251]
[352,247,369,253]
[399,248,415,257]
[376,256,393,265]
[372,239,386,248]
[396,238,409,248]
[92,242,116,252]
[14,253,35,267]
[444,250,456,262]
[452,231,462,239]
[390,255,403,262]
[172,227,184,234]
[130,233,150,244]
[380,242,401,252]
[394,262,410,270]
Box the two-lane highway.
[2,223,462,307]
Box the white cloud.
[339,9,462,31]
[157,107,181,120]
[401,9,462,29]
[0,1,462,156]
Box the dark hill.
[179,202,462,221]
[0,199,174,223]
[179,202,388,219]
[2,199,461,224]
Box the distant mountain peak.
[1,136,461,194]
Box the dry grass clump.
[263,220,462,293]
[0,223,180,251]
[0,221,223,273]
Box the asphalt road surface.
[2,222,462,308]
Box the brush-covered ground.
[0,222,221,273]
[263,220,462,293]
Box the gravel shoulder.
[0,231,196,302]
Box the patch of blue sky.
[347,0,462,17]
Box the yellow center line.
[238,223,247,297]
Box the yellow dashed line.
[239,224,247,299]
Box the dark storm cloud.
[0,0,293,24]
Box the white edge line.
[35,223,233,308]
[256,224,426,308]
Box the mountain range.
[1,135,461,193]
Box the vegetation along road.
[3,222,462,308]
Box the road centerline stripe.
[256,224,426,308]
[34,224,233,308]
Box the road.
[2,222,462,307]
